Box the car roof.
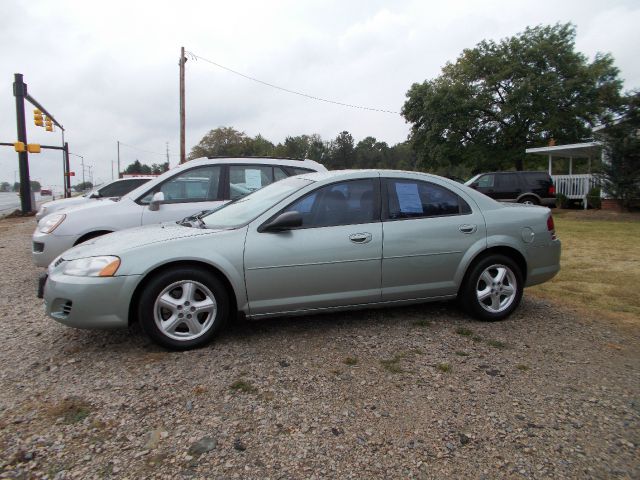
[122,157,327,200]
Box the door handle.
[349,232,372,244]
[459,224,477,234]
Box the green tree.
[74,182,94,192]
[403,23,623,173]
[327,131,355,169]
[124,160,152,175]
[30,180,41,192]
[150,163,169,175]
[247,134,276,156]
[188,127,254,159]
[354,136,390,169]
[0,182,10,192]
[597,93,640,208]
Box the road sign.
[65,171,75,176]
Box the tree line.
[188,127,417,172]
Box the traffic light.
[33,109,44,127]
[14,142,25,152]
[45,117,54,132]
[27,144,41,153]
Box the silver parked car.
[40,170,561,350]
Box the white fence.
[552,174,599,208]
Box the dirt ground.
[0,217,638,479]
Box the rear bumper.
[525,239,561,287]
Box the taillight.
[547,214,556,240]
[548,184,556,195]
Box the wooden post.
[179,47,186,164]
[548,154,552,175]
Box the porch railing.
[551,174,599,208]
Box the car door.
[495,173,521,202]
[381,177,486,301]
[244,177,383,315]
[140,165,224,224]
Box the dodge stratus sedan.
[40,170,561,350]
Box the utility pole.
[166,141,170,168]
[179,46,187,164]
[117,140,121,178]
[13,73,32,213]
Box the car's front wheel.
[460,255,523,321]
[138,267,229,350]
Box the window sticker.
[395,182,422,214]
[244,169,263,190]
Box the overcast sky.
[1,0,639,190]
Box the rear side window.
[497,173,519,189]
[386,179,470,219]
[229,165,275,200]
[290,167,315,176]
[522,172,551,188]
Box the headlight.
[38,214,65,234]
[62,256,121,277]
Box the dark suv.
[465,171,556,207]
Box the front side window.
[141,166,221,204]
[99,179,149,197]
[283,179,377,228]
[476,174,494,188]
[386,179,469,219]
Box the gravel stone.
[0,217,638,479]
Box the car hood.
[60,222,222,260]
[41,196,89,210]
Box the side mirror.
[470,182,479,189]
[89,192,100,199]
[148,192,165,211]
[260,211,303,232]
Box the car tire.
[460,254,523,322]
[138,267,229,350]
[518,196,539,206]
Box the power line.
[186,50,401,115]
[118,142,174,158]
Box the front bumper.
[32,228,80,268]
[43,270,142,329]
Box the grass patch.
[486,339,508,349]
[471,334,483,342]
[412,319,431,327]
[46,397,91,424]
[229,379,257,394]
[529,211,640,328]
[455,350,469,356]
[516,364,529,371]
[455,327,473,336]
[344,357,358,366]
[436,363,451,373]
[380,354,407,374]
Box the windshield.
[201,177,313,229]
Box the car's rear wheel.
[138,267,229,350]
[518,196,539,205]
[460,254,523,321]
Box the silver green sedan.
[41,170,561,350]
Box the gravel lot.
[1,217,638,479]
